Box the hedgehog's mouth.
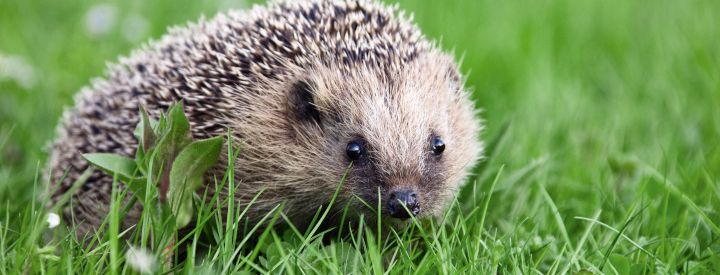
[346,195,420,221]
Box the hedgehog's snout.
[387,188,420,219]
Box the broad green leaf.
[83,153,139,180]
[169,188,195,229]
[134,145,146,175]
[166,102,191,147]
[159,203,179,233]
[168,136,224,228]
[156,112,168,136]
[139,105,157,152]
[169,136,224,193]
[83,153,152,200]
[152,102,193,200]
[139,112,165,174]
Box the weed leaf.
[83,153,149,199]
[169,136,224,227]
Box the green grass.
[1,0,719,273]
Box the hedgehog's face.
[285,53,482,224]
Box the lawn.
[1,0,719,273]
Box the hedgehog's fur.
[48,0,484,237]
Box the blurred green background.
[1,0,719,272]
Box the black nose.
[387,189,420,219]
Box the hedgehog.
[48,0,484,238]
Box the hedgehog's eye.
[346,141,364,161]
[431,137,445,155]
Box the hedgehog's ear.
[289,80,322,125]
